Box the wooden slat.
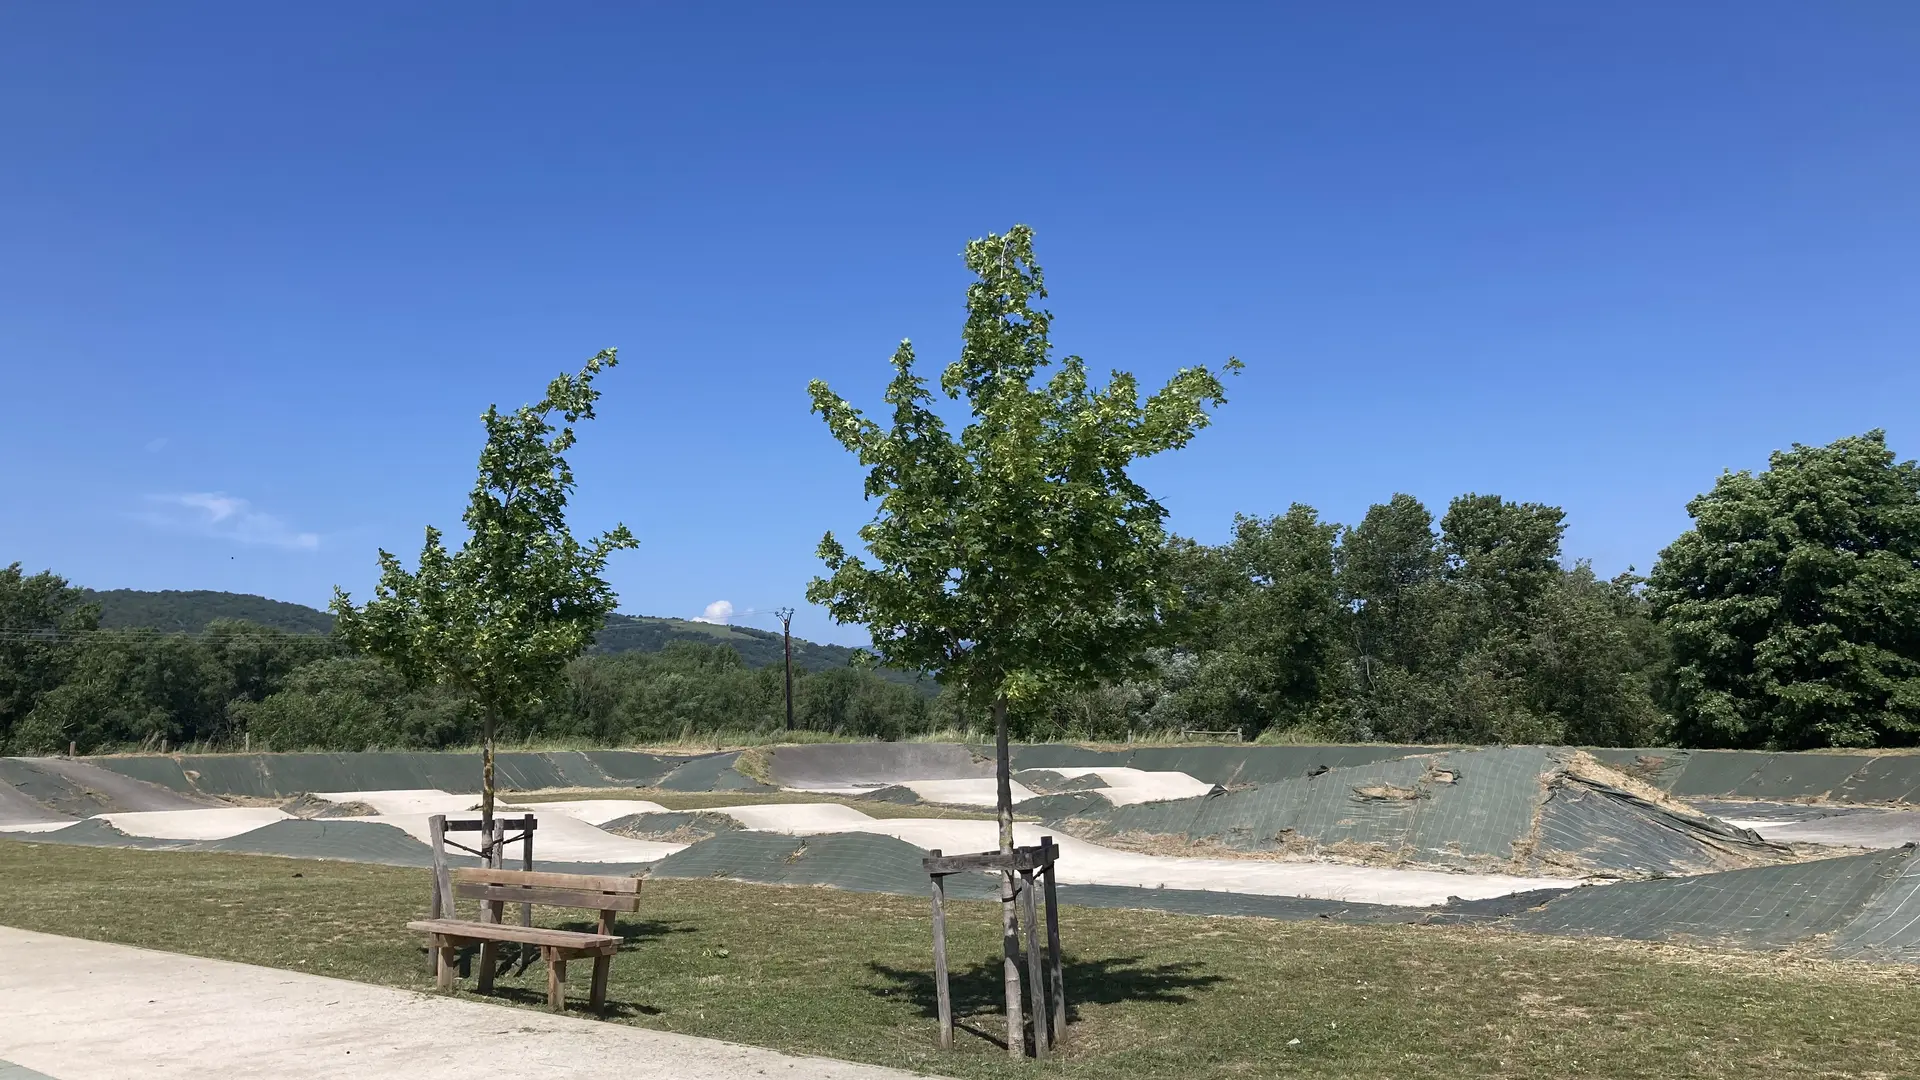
[454,882,643,911]
[444,817,538,832]
[407,918,616,950]
[451,867,639,893]
[923,846,1056,875]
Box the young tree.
[807,225,1236,1049]
[331,350,637,838]
[1650,431,1920,749]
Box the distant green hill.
[84,589,926,686]
[88,589,336,634]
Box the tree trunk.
[481,705,497,864]
[994,695,1014,853]
[994,694,1022,1056]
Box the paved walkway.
[0,927,935,1080]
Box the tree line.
[0,583,940,755]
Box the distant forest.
[3,430,1916,755]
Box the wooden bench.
[407,868,641,1012]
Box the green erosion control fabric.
[1582,748,1692,790]
[1018,791,1115,820]
[1828,847,1920,962]
[580,751,682,786]
[194,820,439,864]
[1061,747,1785,877]
[1532,779,1784,876]
[0,759,213,815]
[1,819,182,850]
[1012,770,1110,795]
[653,752,775,792]
[0,778,73,826]
[650,830,1001,899]
[599,811,743,842]
[765,743,991,788]
[82,751,714,797]
[1512,849,1908,949]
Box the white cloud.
[140,492,320,551]
[691,599,734,625]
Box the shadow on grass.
[868,953,1226,1048]
[420,915,692,1017]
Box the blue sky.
[2,3,1915,645]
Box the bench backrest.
[451,868,643,913]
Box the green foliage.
[0,564,99,749]
[14,632,235,752]
[806,224,1237,846]
[807,223,1237,709]
[230,657,458,751]
[331,349,639,814]
[1018,492,1668,748]
[1649,431,1920,749]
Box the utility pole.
[775,607,796,732]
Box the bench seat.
[406,918,618,954]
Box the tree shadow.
[867,952,1227,1047]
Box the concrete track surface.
[0,926,933,1080]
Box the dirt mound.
[1053,746,1791,879]
[279,793,375,819]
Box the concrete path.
[0,927,935,1080]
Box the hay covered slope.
[1052,746,1789,878]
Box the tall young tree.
[331,350,637,836]
[1650,431,1920,749]
[807,225,1236,1047]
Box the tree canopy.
[331,349,638,825]
[1650,430,1920,749]
[806,224,1239,839]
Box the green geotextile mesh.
[653,752,776,792]
[580,751,682,786]
[1512,849,1908,949]
[1018,791,1114,820]
[1012,770,1110,795]
[3,816,657,876]
[1532,780,1783,876]
[1062,747,1783,877]
[194,820,440,864]
[1582,748,1693,789]
[1,819,182,850]
[1829,849,1920,962]
[853,785,924,805]
[79,750,739,798]
[766,743,991,788]
[1658,751,1920,804]
[0,758,210,815]
[649,830,1003,899]
[599,811,743,842]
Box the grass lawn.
[515,787,1008,820]
[0,840,1913,1079]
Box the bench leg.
[590,952,611,1013]
[477,941,499,994]
[436,942,457,991]
[546,948,567,1012]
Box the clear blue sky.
[2,3,1915,645]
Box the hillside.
[87,589,337,634]
[83,589,924,684]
